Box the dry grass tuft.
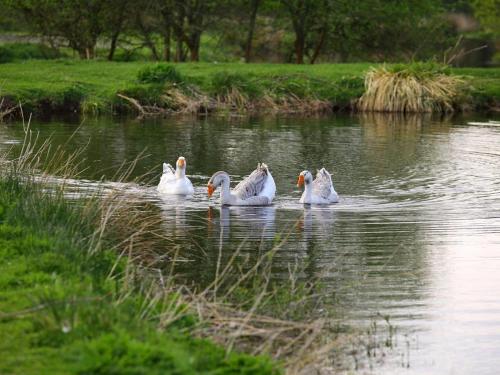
[118,86,216,118]
[259,94,332,115]
[358,63,467,113]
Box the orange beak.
[207,184,215,197]
[177,159,185,168]
[297,174,305,188]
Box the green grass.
[0,60,498,115]
[0,173,280,374]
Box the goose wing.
[312,168,333,200]
[163,163,175,175]
[233,163,268,200]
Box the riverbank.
[0,61,498,118]
[0,156,282,373]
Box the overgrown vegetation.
[0,0,497,65]
[358,62,469,113]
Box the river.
[1,112,499,374]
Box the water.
[1,113,500,374]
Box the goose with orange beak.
[297,168,339,204]
[158,156,194,195]
[207,163,276,206]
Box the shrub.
[137,64,183,84]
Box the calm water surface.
[1,113,500,374]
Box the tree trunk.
[146,39,160,61]
[137,15,159,60]
[244,0,260,63]
[173,5,185,62]
[189,34,200,62]
[294,31,305,64]
[175,38,183,62]
[84,46,96,60]
[163,27,171,61]
[310,28,326,64]
[108,30,120,61]
[189,47,199,61]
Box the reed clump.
[358,62,468,113]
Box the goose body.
[207,163,276,206]
[297,168,338,204]
[157,157,194,195]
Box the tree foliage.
[0,0,493,64]
[471,0,500,37]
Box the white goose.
[207,163,276,206]
[157,156,194,195]
[297,168,339,204]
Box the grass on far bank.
[0,60,370,115]
[0,60,497,117]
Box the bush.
[0,43,63,63]
[137,64,183,84]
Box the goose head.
[207,171,228,197]
[297,170,313,188]
[176,156,186,170]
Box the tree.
[280,0,333,64]
[104,0,135,61]
[471,0,500,37]
[167,0,215,62]
[245,0,261,62]
[9,0,107,59]
[157,0,174,61]
[320,0,445,62]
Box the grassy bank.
[0,60,498,117]
[0,150,281,373]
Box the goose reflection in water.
[208,205,276,244]
[298,206,337,242]
[157,194,189,238]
